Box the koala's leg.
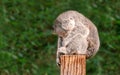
[70,35,88,55]
[56,47,67,66]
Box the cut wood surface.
[60,55,86,75]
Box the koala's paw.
[56,47,67,66]
[58,47,67,55]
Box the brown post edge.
[60,55,86,75]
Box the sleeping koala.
[53,10,100,66]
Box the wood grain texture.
[60,55,86,75]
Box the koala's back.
[83,18,100,58]
[75,11,100,58]
[63,10,100,58]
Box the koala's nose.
[52,29,56,35]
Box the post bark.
[60,55,86,75]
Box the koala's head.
[53,13,75,37]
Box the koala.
[53,10,100,66]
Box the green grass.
[0,0,120,75]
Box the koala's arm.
[56,37,61,66]
[57,37,61,49]
[56,37,67,66]
[57,37,67,53]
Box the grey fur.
[53,10,100,66]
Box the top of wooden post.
[60,55,86,75]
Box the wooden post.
[60,55,86,75]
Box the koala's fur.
[53,10,100,65]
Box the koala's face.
[53,17,75,37]
[53,21,66,37]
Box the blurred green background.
[0,0,120,75]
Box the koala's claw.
[56,47,67,66]
[56,58,60,67]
